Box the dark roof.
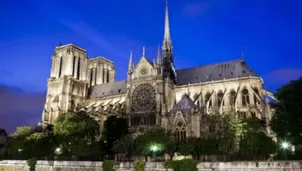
[172,95,197,113]
[89,81,127,99]
[176,59,258,85]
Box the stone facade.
[41,1,275,138]
[1,160,302,171]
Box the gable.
[133,56,154,78]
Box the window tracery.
[132,84,156,111]
[175,121,186,141]
[242,88,250,106]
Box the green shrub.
[27,158,37,171]
[102,160,114,171]
[136,159,145,171]
[165,159,197,171]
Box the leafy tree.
[53,111,100,158]
[218,112,245,158]
[113,134,135,161]
[101,116,129,155]
[134,127,174,158]
[8,126,35,159]
[239,118,276,160]
[11,126,34,138]
[270,77,302,145]
[24,132,55,159]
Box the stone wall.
[1,160,302,171]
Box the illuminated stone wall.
[1,160,302,171]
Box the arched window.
[242,88,250,106]
[205,92,212,108]
[217,91,224,107]
[253,88,260,105]
[251,111,256,118]
[241,111,247,119]
[72,56,76,76]
[77,58,81,79]
[95,67,98,85]
[107,69,110,82]
[229,90,236,106]
[90,68,93,86]
[58,56,63,78]
[175,121,186,141]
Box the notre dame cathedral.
[41,1,275,140]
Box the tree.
[8,126,35,159]
[11,126,34,138]
[101,116,129,155]
[218,112,245,159]
[270,77,302,145]
[53,111,100,158]
[113,134,135,161]
[239,118,276,160]
[134,127,175,158]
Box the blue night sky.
[0,0,302,133]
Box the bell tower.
[42,44,89,125]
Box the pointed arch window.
[217,91,224,107]
[77,58,81,79]
[58,56,63,78]
[174,121,186,141]
[229,90,236,106]
[242,88,250,106]
[89,68,93,86]
[205,92,212,108]
[107,69,110,82]
[72,56,76,77]
[95,67,98,85]
[251,111,256,118]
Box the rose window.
[132,84,156,111]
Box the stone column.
[97,63,104,84]
[109,67,115,83]
[100,63,104,84]
[74,57,79,78]
[56,57,61,78]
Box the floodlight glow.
[150,145,159,152]
[281,142,289,149]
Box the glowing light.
[281,142,289,149]
[150,145,159,152]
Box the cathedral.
[42,1,275,139]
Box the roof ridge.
[177,58,243,71]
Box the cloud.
[264,68,302,85]
[0,85,45,134]
[181,1,209,18]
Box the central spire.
[163,0,172,52]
